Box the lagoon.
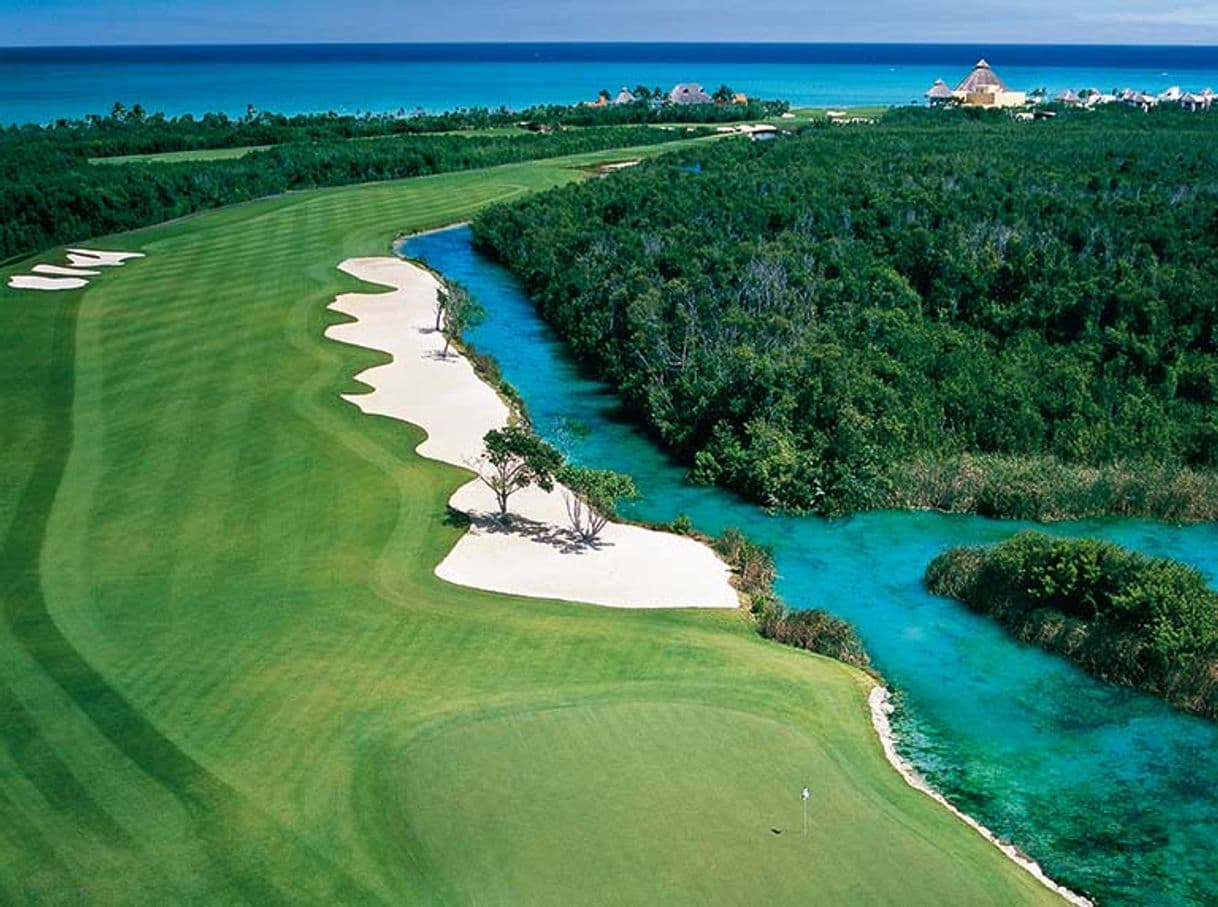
[405,225,1218,907]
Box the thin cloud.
[1105,5,1218,26]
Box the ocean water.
[405,226,1218,907]
[4,43,1218,125]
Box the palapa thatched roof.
[925,79,954,99]
[955,59,1009,93]
[669,83,711,104]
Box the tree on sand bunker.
[473,426,564,523]
[437,282,485,357]
[559,465,639,543]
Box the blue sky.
[1,0,1216,45]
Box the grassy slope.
[89,144,276,164]
[0,144,1061,905]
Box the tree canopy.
[475,426,564,520]
[438,283,485,357]
[558,465,638,542]
[473,107,1218,520]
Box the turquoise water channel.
[404,226,1218,905]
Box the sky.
[1,0,1217,45]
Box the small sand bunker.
[32,264,101,277]
[8,275,89,291]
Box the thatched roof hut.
[925,79,954,103]
[668,83,711,105]
[614,87,636,105]
[955,59,1009,94]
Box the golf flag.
[801,786,810,801]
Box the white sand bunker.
[326,257,738,610]
[32,264,101,277]
[7,247,144,292]
[66,248,145,267]
[8,275,89,291]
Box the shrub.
[714,527,874,672]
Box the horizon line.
[5,39,1218,49]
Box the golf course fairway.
[0,144,1064,904]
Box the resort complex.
[926,58,1215,111]
[585,81,749,107]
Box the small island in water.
[926,531,1218,719]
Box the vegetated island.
[472,104,1218,522]
[926,531,1218,719]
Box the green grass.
[788,105,891,122]
[85,130,523,164]
[0,145,1062,904]
[89,144,274,164]
[84,123,709,166]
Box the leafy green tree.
[712,84,735,104]
[474,426,564,522]
[558,465,638,542]
[437,283,485,357]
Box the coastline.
[868,687,1093,907]
[325,255,739,609]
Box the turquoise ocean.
[3,43,1218,123]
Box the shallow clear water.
[4,43,1218,125]
[405,226,1218,906]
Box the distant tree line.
[926,532,1218,720]
[1,93,788,161]
[0,123,709,263]
[472,108,1218,520]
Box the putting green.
[0,144,1062,904]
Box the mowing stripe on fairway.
[0,145,1067,905]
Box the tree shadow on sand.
[446,506,611,555]
[422,349,461,362]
